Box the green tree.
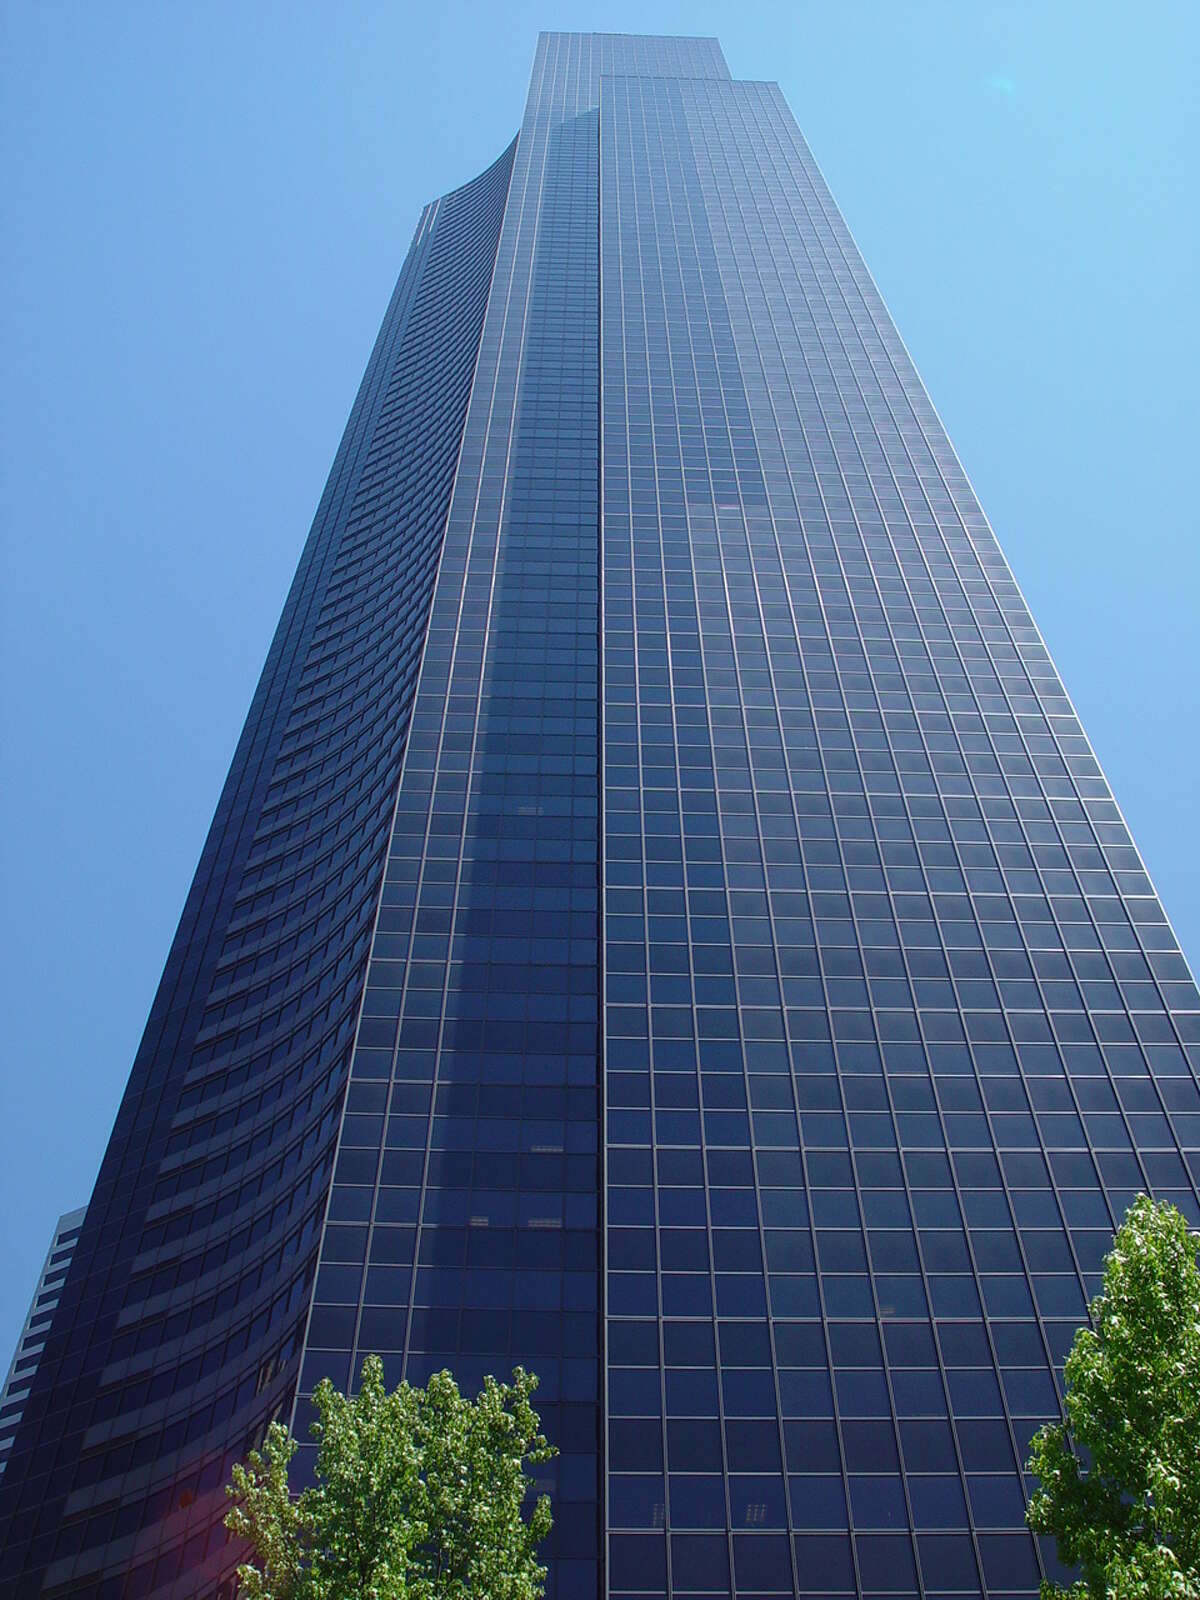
[225,1357,555,1600]
[1026,1194,1200,1600]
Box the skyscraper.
[1,27,1196,1600]
[0,1211,85,1481]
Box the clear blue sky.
[1,1,1196,1362]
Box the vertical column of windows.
[300,37,736,1600]
[299,35,606,1600]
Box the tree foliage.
[225,1357,555,1600]
[1026,1194,1200,1600]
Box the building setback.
[1,31,1197,1600]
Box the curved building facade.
[2,31,1198,1600]
[0,137,515,1598]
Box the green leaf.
[224,1357,556,1600]
[1025,1195,1200,1600]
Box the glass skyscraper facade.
[0,1211,85,1481]
[2,31,1196,1600]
